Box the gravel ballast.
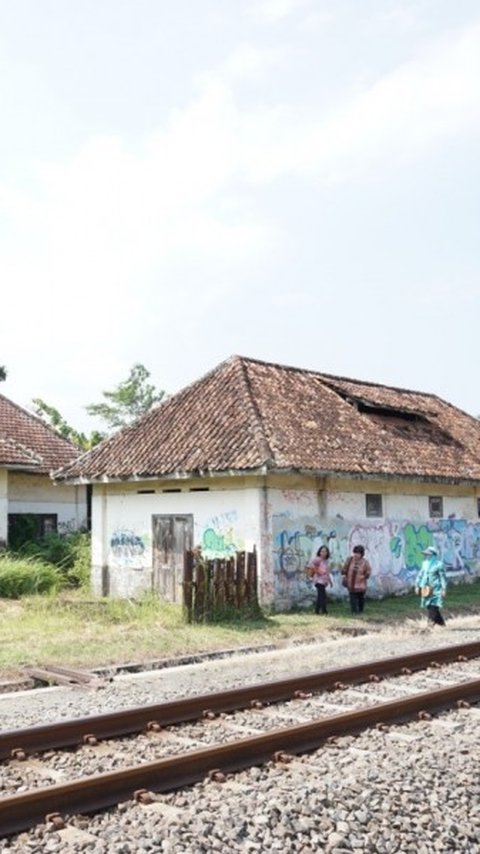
[0,615,479,852]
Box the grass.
[0,582,479,680]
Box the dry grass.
[1,582,479,680]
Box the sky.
[1,0,480,433]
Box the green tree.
[85,363,166,431]
[0,366,6,381]
[32,399,104,450]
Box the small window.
[162,488,182,493]
[137,489,155,494]
[8,513,58,549]
[366,494,383,517]
[189,487,209,492]
[429,496,443,518]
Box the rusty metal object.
[9,748,27,761]
[1,640,479,763]
[273,751,294,763]
[82,734,98,746]
[24,665,104,688]
[1,676,480,838]
[134,789,155,803]
[45,813,65,830]
[207,769,227,783]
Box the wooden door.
[152,514,193,603]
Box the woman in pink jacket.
[307,545,333,615]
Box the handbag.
[421,585,432,597]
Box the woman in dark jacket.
[341,545,372,615]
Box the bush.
[0,556,61,598]
[14,532,91,589]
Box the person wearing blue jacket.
[414,546,447,626]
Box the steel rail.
[1,640,479,761]
[1,677,479,838]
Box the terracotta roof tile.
[55,356,480,484]
[0,393,81,473]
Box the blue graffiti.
[110,529,145,559]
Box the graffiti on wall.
[201,510,244,559]
[110,528,146,568]
[273,514,480,607]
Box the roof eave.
[54,464,480,488]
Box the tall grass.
[0,581,478,676]
[0,555,61,598]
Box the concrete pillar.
[0,469,8,549]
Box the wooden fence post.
[183,550,194,623]
[185,549,258,622]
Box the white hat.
[422,546,437,555]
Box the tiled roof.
[55,356,480,484]
[0,393,82,473]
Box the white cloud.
[248,0,309,24]
[238,23,480,183]
[222,43,288,80]
[2,21,479,304]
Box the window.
[8,513,58,549]
[429,496,443,518]
[366,494,383,517]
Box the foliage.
[0,365,6,381]
[0,555,60,598]
[85,363,166,431]
[31,363,165,445]
[32,399,104,449]
[12,531,91,589]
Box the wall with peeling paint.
[269,484,480,610]
[91,483,261,598]
[0,470,7,548]
[3,472,87,542]
[90,475,480,608]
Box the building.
[0,393,88,548]
[55,356,480,609]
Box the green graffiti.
[202,527,236,556]
[390,536,402,559]
[403,523,432,569]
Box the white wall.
[91,483,262,598]
[8,473,87,532]
[327,489,478,522]
[90,476,480,608]
[269,479,480,609]
[0,470,7,547]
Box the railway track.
[1,640,480,839]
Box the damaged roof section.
[0,394,81,473]
[54,355,480,484]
